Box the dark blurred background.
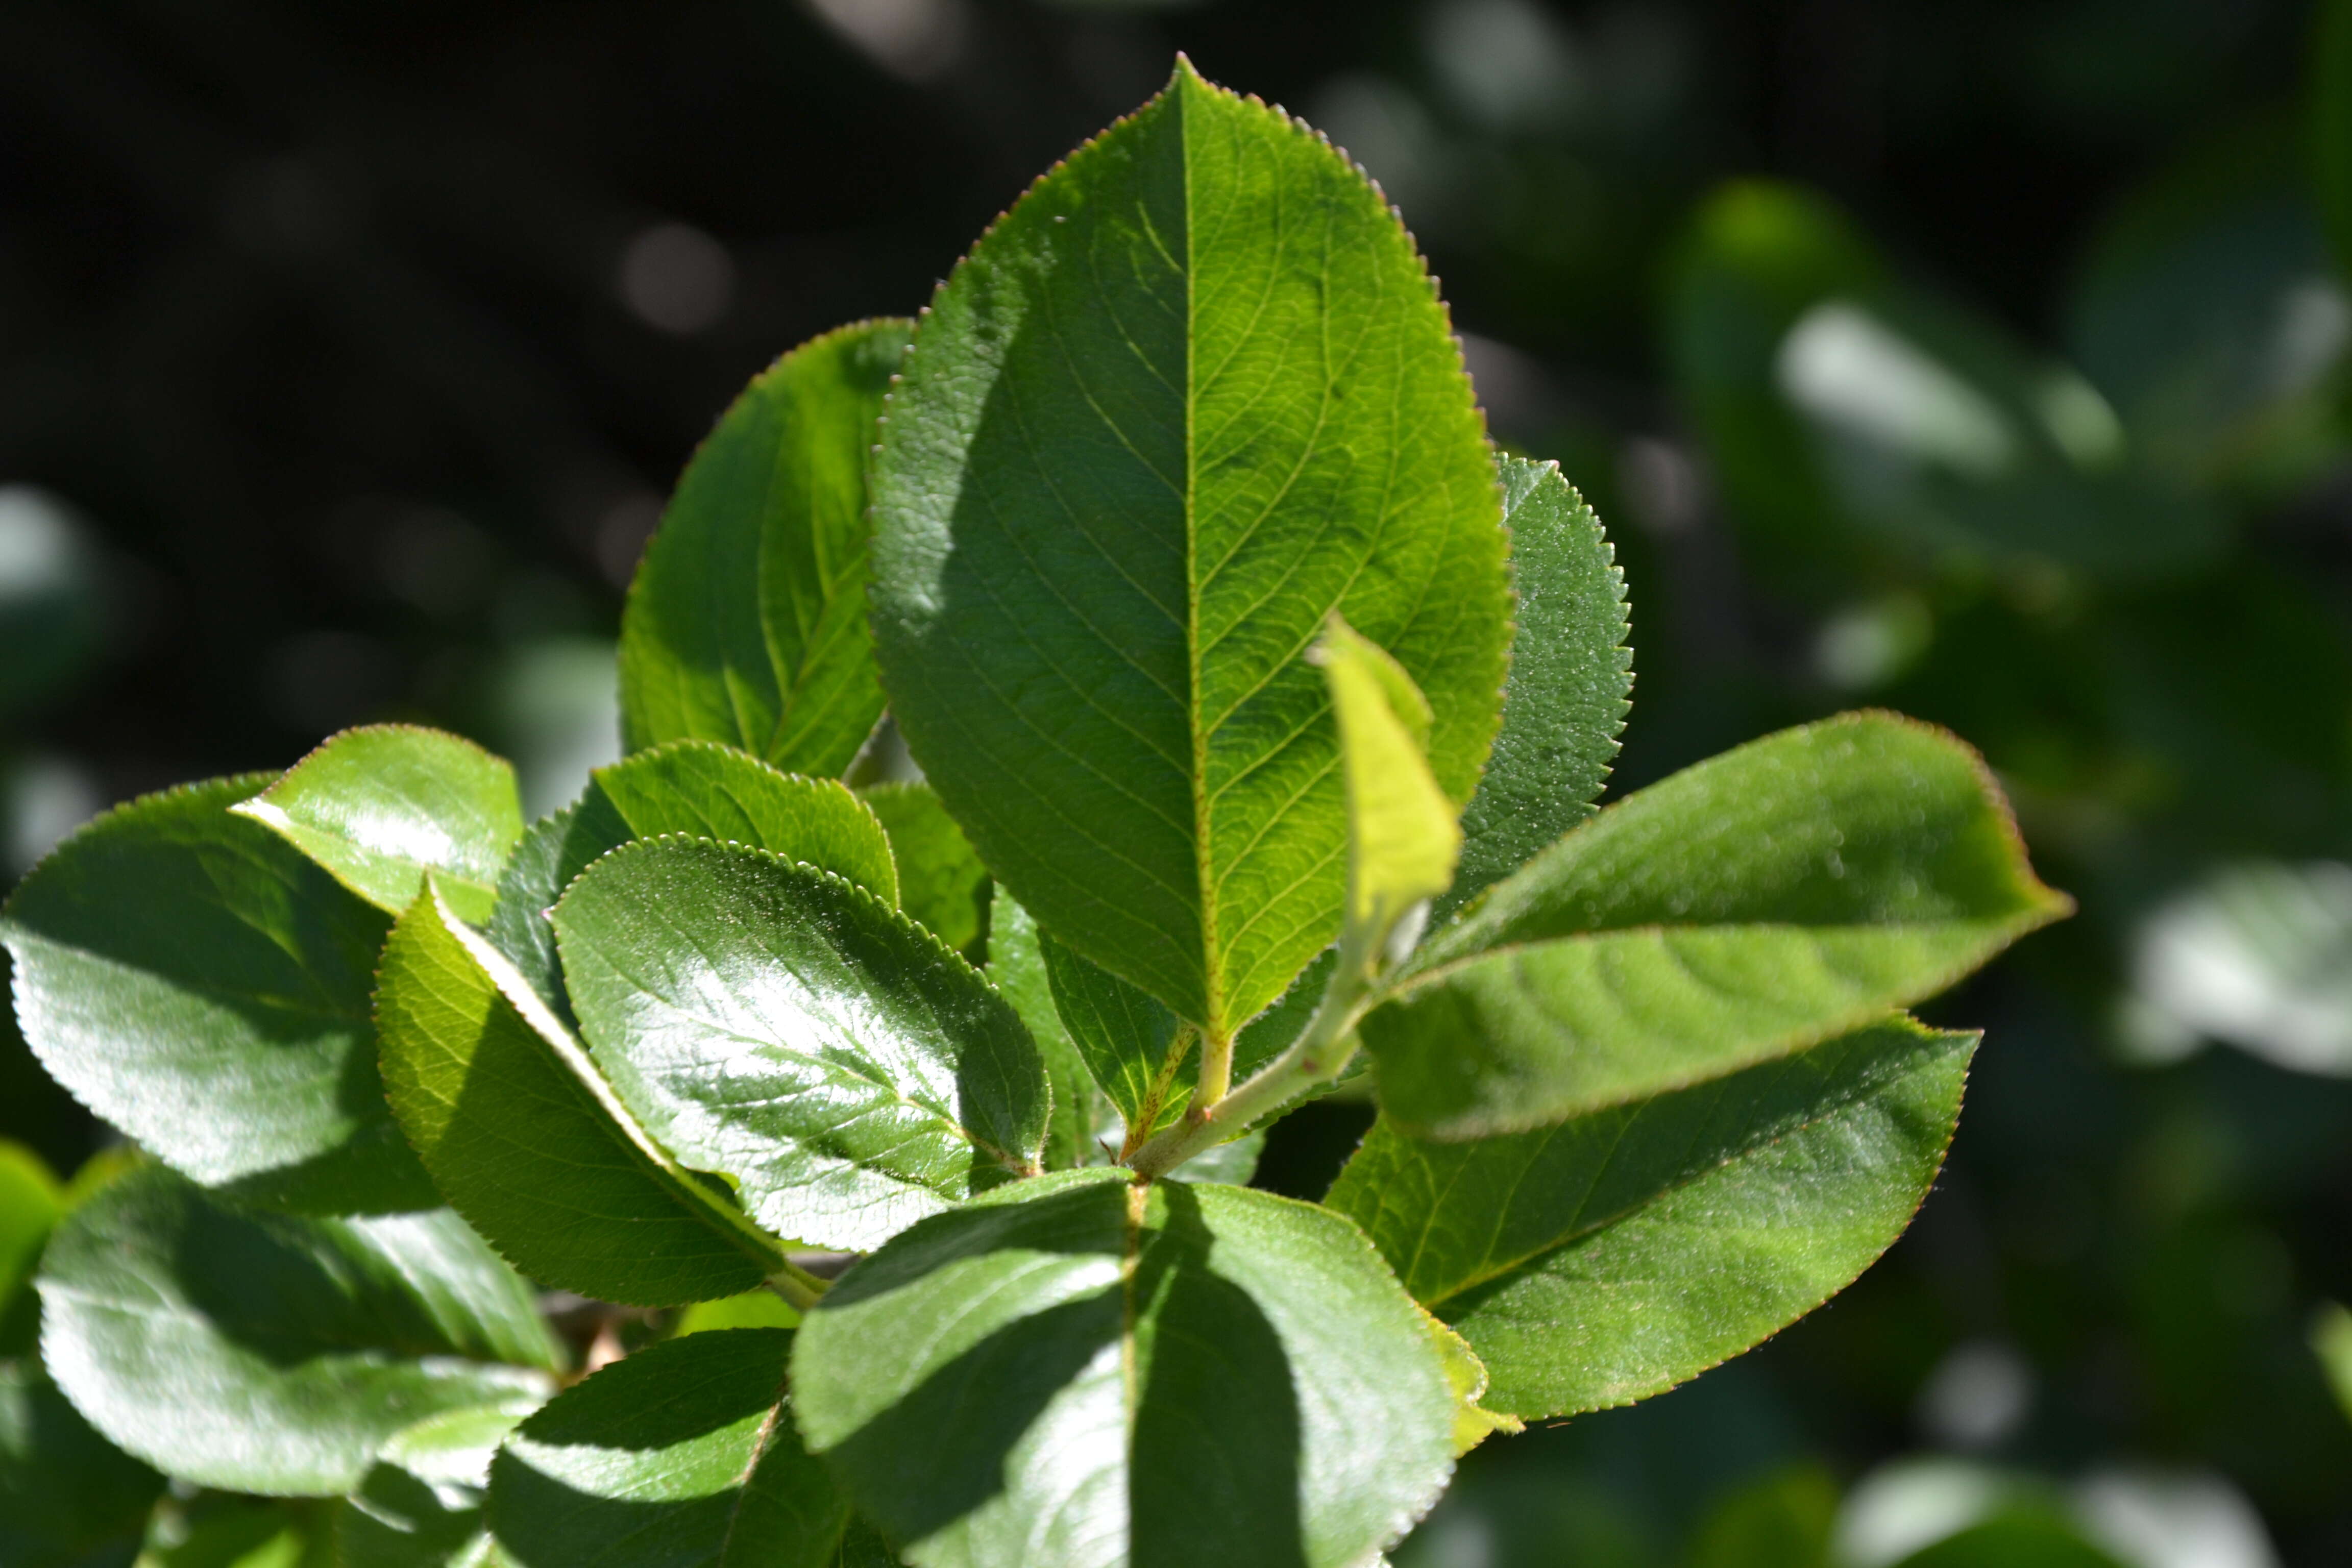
[5,2,2352,1565]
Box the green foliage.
[868,59,1511,1045]
[553,837,1048,1252]
[0,59,2069,1568]
[2319,0,2352,279]
[620,319,915,775]
[1365,714,2064,1139]
[232,726,524,926]
[376,889,781,1305]
[1329,1018,1972,1417]
[491,1330,851,1568]
[1444,457,1630,918]
[791,1170,1458,1568]
[36,1166,558,1496]
[1,776,435,1214]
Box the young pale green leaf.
[1442,457,1630,917]
[553,838,1048,1253]
[37,1165,560,1496]
[489,1329,850,1568]
[376,888,783,1306]
[0,1141,61,1354]
[0,1361,163,1568]
[342,1401,538,1568]
[791,1170,1457,1568]
[676,1288,800,1336]
[1368,713,2066,1138]
[869,60,1511,1046]
[619,319,915,774]
[859,782,989,953]
[986,888,1115,1169]
[1314,617,1460,946]
[591,740,898,904]
[230,725,524,925]
[1328,1017,1972,1418]
[1,776,437,1214]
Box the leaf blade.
[1329,1017,1973,1418]
[1371,712,2065,1136]
[2,776,436,1213]
[552,838,1048,1253]
[620,320,914,775]
[232,725,524,925]
[36,1165,559,1496]
[869,61,1510,1042]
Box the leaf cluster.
[0,60,2065,1568]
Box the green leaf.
[0,1361,163,1568]
[376,888,783,1307]
[1443,457,1629,916]
[1367,713,2066,1138]
[489,1329,850,1568]
[139,1496,336,1568]
[36,1165,560,1496]
[0,1141,62,1355]
[859,782,989,954]
[341,1402,537,1568]
[676,1289,800,1336]
[1,776,437,1214]
[869,59,1511,1046]
[1327,1018,1973,1418]
[986,888,1114,1169]
[231,726,525,926]
[620,320,915,774]
[553,838,1048,1253]
[791,1170,1458,1568]
[2312,1300,2352,1424]
[1313,617,1460,951]
[591,741,899,904]
[486,749,899,1025]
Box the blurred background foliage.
[4,1,2352,1564]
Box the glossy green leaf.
[489,1329,850,1568]
[1,776,436,1214]
[1314,617,1460,947]
[553,838,1048,1253]
[1329,1018,1972,1418]
[486,751,899,1025]
[231,726,524,926]
[1367,713,2065,1138]
[341,1402,537,1568]
[869,60,1511,1045]
[36,1165,560,1496]
[376,888,782,1307]
[591,741,898,904]
[619,319,915,775]
[0,1140,62,1354]
[1442,457,1629,917]
[986,888,1114,1169]
[792,1170,1457,1568]
[859,782,989,954]
[0,1361,163,1568]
